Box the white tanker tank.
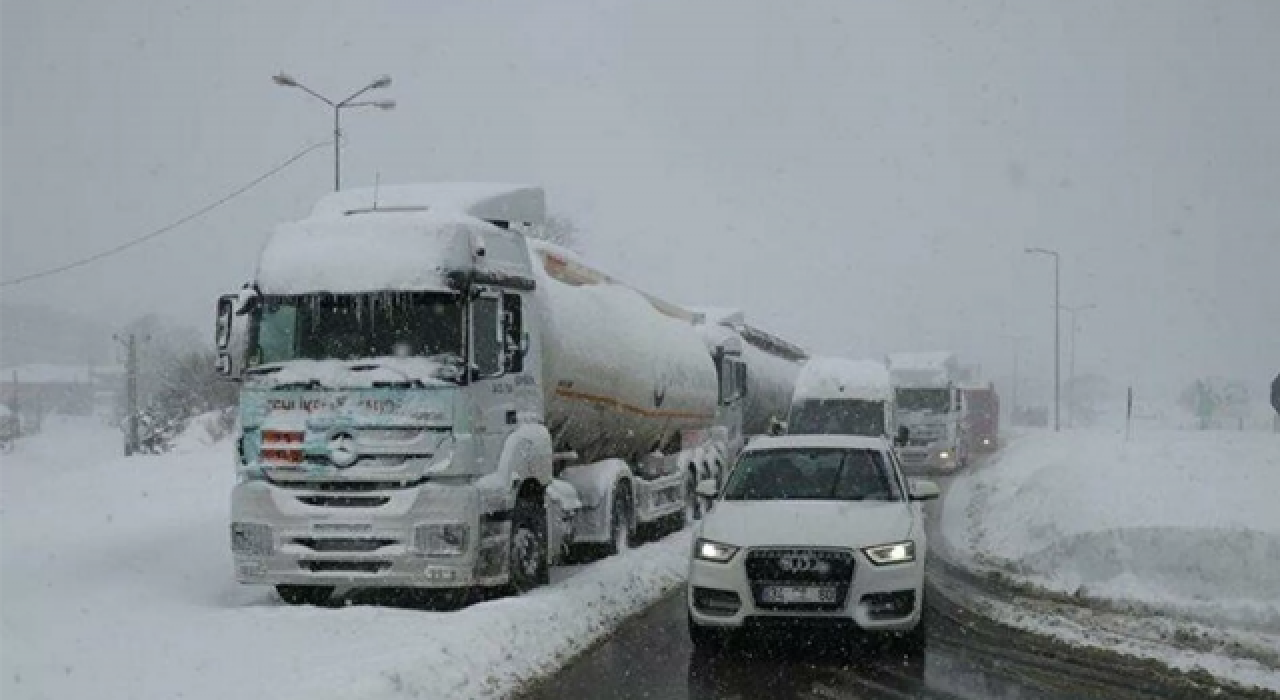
[528,241,719,464]
[692,308,809,437]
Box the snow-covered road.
[1,419,689,700]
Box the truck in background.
[214,183,757,604]
[887,352,967,472]
[960,382,999,454]
[785,357,894,440]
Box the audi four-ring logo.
[778,556,830,574]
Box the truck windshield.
[789,399,885,436]
[895,388,950,414]
[249,292,464,370]
[722,448,902,502]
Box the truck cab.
[785,357,895,441]
[887,352,967,473]
[217,185,563,604]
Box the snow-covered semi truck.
[786,357,894,439]
[214,184,750,604]
[887,352,967,472]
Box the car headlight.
[982,438,991,446]
[414,523,470,557]
[694,538,740,563]
[862,540,916,566]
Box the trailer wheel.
[606,482,635,556]
[508,494,549,593]
[275,585,334,606]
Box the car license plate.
[760,586,838,604]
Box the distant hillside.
[0,303,116,367]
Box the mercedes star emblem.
[327,432,358,468]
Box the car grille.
[744,548,854,612]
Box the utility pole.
[1025,248,1062,431]
[1011,338,1020,427]
[114,333,145,456]
[1059,303,1096,428]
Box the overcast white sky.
[2,0,1278,402]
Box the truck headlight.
[414,523,469,557]
[937,450,951,460]
[231,522,273,556]
[862,540,916,566]
[694,538,739,563]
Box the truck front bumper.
[230,478,508,589]
[895,446,961,473]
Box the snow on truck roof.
[886,352,956,371]
[793,357,891,401]
[256,210,493,295]
[309,183,546,224]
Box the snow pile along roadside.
[941,429,1280,631]
[1,417,690,700]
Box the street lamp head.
[272,72,299,88]
[372,99,396,110]
[370,74,392,89]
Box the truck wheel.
[606,482,634,556]
[275,585,334,606]
[685,470,702,524]
[508,496,550,593]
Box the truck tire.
[606,482,635,557]
[508,495,550,593]
[275,585,334,606]
[685,469,702,524]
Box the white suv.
[687,434,939,650]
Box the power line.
[1,140,331,287]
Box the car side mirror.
[696,479,720,500]
[909,479,940,501]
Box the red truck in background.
[962,383,1000,454]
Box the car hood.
[699,499,917,550]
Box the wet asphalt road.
[518,469,1258,700]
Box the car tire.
[893,594,928,657]
[688,613,728,655]
[275,585,334,606]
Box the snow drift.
[1,418,690,700]
[940,429,1280,633]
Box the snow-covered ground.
[939,427,1280,692]
[1,417,690,700]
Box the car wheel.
[688,613,728,654]
[275,585,334,606]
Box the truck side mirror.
[896,426,910,446]
[215,291,248,381]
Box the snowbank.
[940,429,1280,633]
[1,418,690,700]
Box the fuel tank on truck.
[528,241,718,464]
[741,342,804,436]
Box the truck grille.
[292,537,398,552]
[300,560,392,574]
[744,548,854,612]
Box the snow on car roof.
[309,183,545,224]
[746,434,891,452]
[793,357,891,401]
[256,210,487,295]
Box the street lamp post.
[1059,303,1097,428]
[272,73,395,191]
[1025,247,1061,431]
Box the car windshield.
[722,447,902,502]
[248,292,464,370]
[788,399,886,436]
[895,388,950,414]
